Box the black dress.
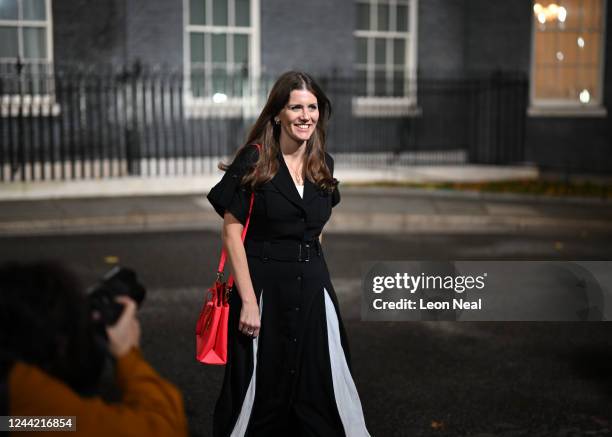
[207,146,370,437]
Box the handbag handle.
[216,143,261,289]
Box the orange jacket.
[8,348,189,437]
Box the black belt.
[245,239,322,262]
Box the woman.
[207,71,370,436]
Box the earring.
[274,118,280,125]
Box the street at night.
[2,230,611,436]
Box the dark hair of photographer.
[0,261,105,394]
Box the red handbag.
[196,145,259,365]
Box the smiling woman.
[206,71,371,436]
[274,90,319,185]
[277,90,319,143]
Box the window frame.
[352,0,419,117]
[528,0,608,117]
[183,0,261,118]
[0,0,58,117]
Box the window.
[0,0,56,115]
[184,0,260,115]
[530,0,607,116]
[353,0,418,116]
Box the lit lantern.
[533,3,568,24]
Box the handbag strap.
[216,143,261,288]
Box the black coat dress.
[207,146,370,437]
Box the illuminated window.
[531,0,605,108]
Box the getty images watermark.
[361,261,612,321]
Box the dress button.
[300,217,305,222]
[295,306,300,311]
[289,369,296,375]
[292,337,298,342]
[297,276,302,281]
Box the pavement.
[0,164,540,201]
[0,185,612,237]
[0,162,611,236]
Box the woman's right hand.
[238,300,261,338]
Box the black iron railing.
[0,62,528,182]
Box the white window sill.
[351,97,422,117]
[1,95,61,117]
[528,105,607,118]
[185,96,261,119]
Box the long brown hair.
[220,71,337,192]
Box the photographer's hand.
[106,296,141,358]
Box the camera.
[87,266,146,328]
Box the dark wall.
[463,0,532,74]
[52,0,126,65]
[53,0,182,68]
[606,1,612,112]
[417,0,535,76]
[260,0,355,78]
[525,118,611,172]
[125,0,183,68]
[418,0,466,77]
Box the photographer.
[0,261,188,437]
